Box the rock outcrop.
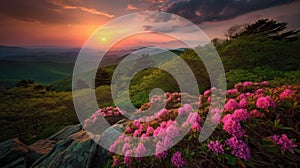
[0,120,128,168]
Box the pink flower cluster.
[87,81,299,167]
[83,106,124,127]
[279,89,294,100]
[221,109,249,138]
[140,92,184,111]
[224,99,239,111]
[226,136,251,160]
[171,151,186,168]
[207,140,224,155]
[256,96,276,109]
[234,81,269,89]
[226,88,239,95]
[269,134,297,153]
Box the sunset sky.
[0,0,300,48]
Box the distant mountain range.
[0,46,185,88]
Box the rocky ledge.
[0,119,128,168]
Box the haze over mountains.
[0,45,184,88]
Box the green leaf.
[294,148,300,154]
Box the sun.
[101,37,107,42]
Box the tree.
[227,19,299,41]
[95,68,112,87]
[16,79,35,87]
[225,24,247,40]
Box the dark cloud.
[148,0,296,23]
[0,0,62,23]
[143,25,153,31]
[0,0,115,24]
[143,12,174,22]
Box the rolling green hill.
[0,60,74,86]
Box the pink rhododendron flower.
[232,109,249,122]
[207,140,224,155]
[222,114,245,138]
[125,127,132,134]
[166,120,173,127]
[178,104,192,116]
[211,113,221,124]
[183,104,193,112]
[157,108,168,118]
[234,83,242,89]
[249,109,261,118]
[146,127,154,135]
[138,124,144,131]
[124,150,132,166]
[269,134,297,153]
[207,96,211,103]
[279,89,294,100]
[133,120,141,128]
[124,137,131,143]
[191,122,202,132]
[135,143,147,157]
[155,151,168,159]
[261,81,269,85]
[256,96,276,109]
[221,114,232,123]
[133,129,141,137]
[162,135,174,148]
[255,88,264,95]
[91,113,98,123]
[166,125,179,138]
[266,96,276,108]
[177,107,185,115]
[158,128,167,138]
[156,141,168,155]
[160,121,167,128]
[245,92,252,97]
[239,98,248,108]
[153,128,160,137]
[226,89,239,95]
[83,119,89,128]
[113,157,119,167]
[204,90,211,96]
[187,112,202,124]
[109,141,118,153]
[211,108,222,114]
[224,99,239,111]
[243,81,253,87]
[237,93,246,99]
[226,137,251,160]
[118,134,125,140]
[171,152,186,168]
[122,143,131,154]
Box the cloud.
[143,0,296,23]
[72,6,114,18]
[127,4,138,10]
[0,0,115,24]
[142,12,173,22]
[143,25,153,31]
[50,0,115,18]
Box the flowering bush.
[83,106,124,127]
[85,81,300,167]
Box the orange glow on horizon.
[110,32,188,50]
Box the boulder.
[31,130,109,168]
[0,138,28,168]
[0,120,130,168]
